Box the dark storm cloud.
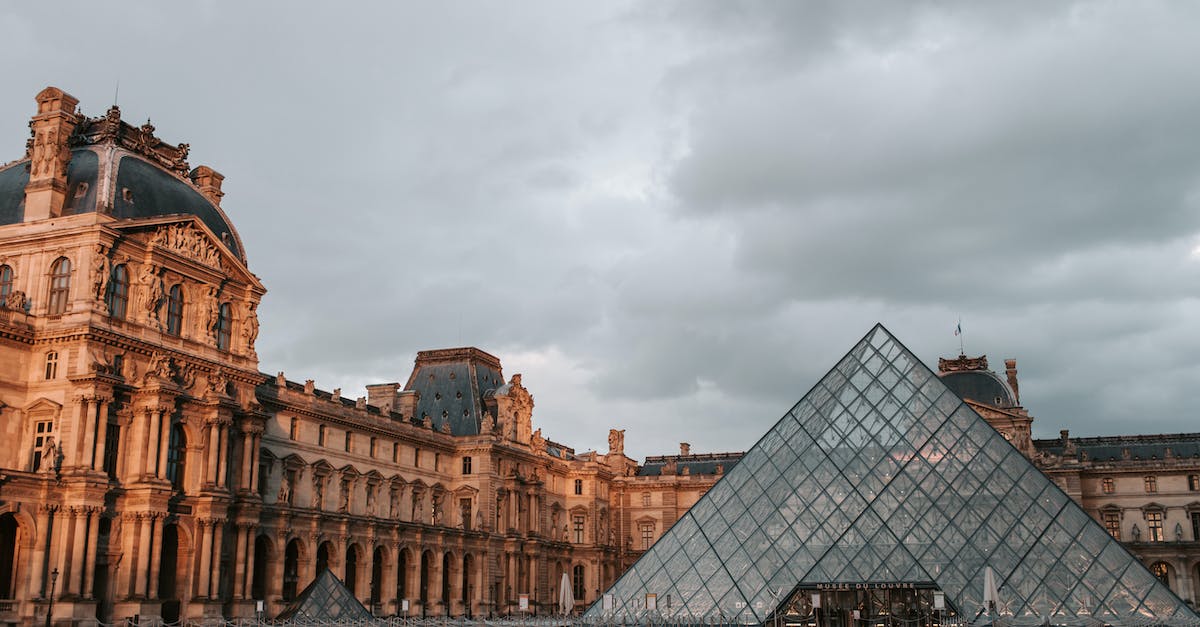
[1,1,1199,461]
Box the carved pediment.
[149,222,223,269]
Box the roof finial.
[113,78,119,107]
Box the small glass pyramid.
[274,567,374,622]
[587,325,1200,626]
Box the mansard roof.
[403,347,506,436]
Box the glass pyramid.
[274,567,374,622]
[587,325,1200,626]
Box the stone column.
[28,505,51,598]
[144,407,161,478]
[216,424,230,488]
[68,507,88,595]
[93,397,111,471]
[233,525,248,600]
[248,433,262,492]
[134,515,152,597]
[206,423,220,485]
[82,509,100,598]
[240,428,254,490]
[115,514,137,598]
[210,520,225,598]
[51,508,71,594]
[156,408,172,478]
[147,517,164,598]
[81,396,98,469]
[197,520,212,598]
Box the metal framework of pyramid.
[274,567,374,622]
[587,325,1200,626]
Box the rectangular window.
[1148,511,1164,542]
[44,352,58,380]
[32,419,54,471]
[1103,512,1121,540]
[288,417,298,440]
[392,442,400,463]
[462,456,473,475]
[573,514,585,543]
[574,479,583,495]
[642,492,651,507]
[414,448,420,468]
[370,437,377,458]
[640,523,655,549]
[1145,476,1158,493]
[1102,477,1115,494]
[435,452,440,472]
[258,461,270,497]
[318,424,326,446]
[103,422,120,479]
[344,432,352,452]
[1190,475,1200,491]
[1191,512,1200,542]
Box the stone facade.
[1,86,1197,625]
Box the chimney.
[24,87,80,221]
[189,165,225,205]
[366,382,400,413]
[680,442,690,456]
[1004,358,1020,404]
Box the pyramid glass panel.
[587,325,1200,626]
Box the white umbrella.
[983,566,1000,618]
[559,572,574,616]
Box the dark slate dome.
[0,146,244,262]
[940,368,1017,408]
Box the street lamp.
[45,567,59,627]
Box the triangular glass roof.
[587,325,1200,626]
[274,567,374,622]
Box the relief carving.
[150,223,223,269]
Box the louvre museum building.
[1,87,1200,625]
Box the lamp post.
[45,567,59,627]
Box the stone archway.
[283,538,303,602]
[0,513,19,600]
[158,523,181,622]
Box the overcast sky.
[3,1,1200,462]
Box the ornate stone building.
[0,87,643,624]
[1,86,1197,624]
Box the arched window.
[48,257,71,315]
[44,351,58,380]
[216,302,232,350]
[166,284,183,335]
[572,564,585,601]
[105,264,129,319]
[166,423,187,490]
[0,265,12,302]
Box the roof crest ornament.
[69,106,191,176]
[937,353,988,373]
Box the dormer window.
[165,284,183,336]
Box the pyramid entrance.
[587,325,1200,626]
[768,582,961,627]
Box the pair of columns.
[27,505,103,600]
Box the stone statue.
[531,428,545,453]
[475,507,484,531]
[38,437,58,473]
[203,286,219,339]
[413,496,423,522]
[313,478,325,510]
[1176,522,1184,542]
[609,528,616,546]
[207,369,228,397]
[608,429,625,455]
[366,486,377,516]
[339,483,350,513]
[90,244,109,301]
[139,263,162,322]
[481,414,494,434]
[432,494,443,525]
[241,301,259,350]
[277,475,291,504]
[389,489,400,518]
[4,290,27,311]
[1131,523,1142,541]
